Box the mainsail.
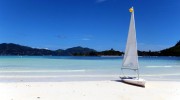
[122,7,139,70]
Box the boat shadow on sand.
[112,80,145,88]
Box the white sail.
[122,7,139,70]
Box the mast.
[122,7,139,79]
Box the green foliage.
[138,50,161,56]
[138,40,180,56]
[0,44,97,56]
[66,46,96,55]
[0,43,56,56]
[0,40,179,56]
[98,48,123,56]
[175,40,180,46]
[160,42,180,56]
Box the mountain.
[0,41,179,56]
[138,50,161,56]
[160,41,180,56]
[0,43,96,56]
[137,40,180,56]
[0,43,57,56]
[175,41,180,46]
[55,46,97,56]
[99,48,123,56]
[65,46,96,56]
[55,49,67,56]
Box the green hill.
[0,40,179,56]
[0,43,55,56]
[0,43,96,56]
[160,41,180,56]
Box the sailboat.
[121,7,146,87]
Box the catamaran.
[121,7,146,87]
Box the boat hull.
[121,77,146,87]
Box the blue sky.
[0,0,180,51]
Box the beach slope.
[0,81,180,100]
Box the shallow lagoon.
[0,56,179,82]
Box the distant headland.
[0,40,179,56]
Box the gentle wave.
[0,70,86,73]
[141,73,180,76]
[0,74,180,78]
[0,75,118,78]
[145,66,173,68]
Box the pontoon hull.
[121,77,146,87]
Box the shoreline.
[1,74,180,82]
[0,80,180,100]
[0,72,179,83]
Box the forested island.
[0,40,179,56]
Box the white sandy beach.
[0,81,180,100]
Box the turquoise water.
[0,56,180,82]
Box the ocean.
[0,56,180,82]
